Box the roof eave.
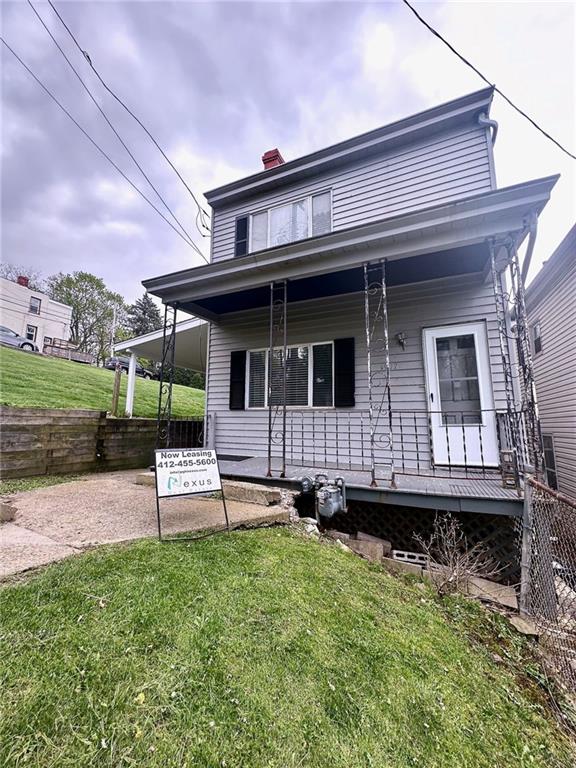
[204,87,494,209]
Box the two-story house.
[0,275,72,351]
[526,224,576,498]
[144,87,558,532]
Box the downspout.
[478,112,498,145]
[521,212,538,285]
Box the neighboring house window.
[248,190,332,253]
[247,342,334,408]
[26,324,37,342]
[532,322,542,354]
[542,435,558,490]
[29,296,41,315]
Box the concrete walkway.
[0,470,289,578]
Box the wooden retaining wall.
[0,407,204,479]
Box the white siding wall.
[0,277,72,348]
[211,126,493,264]
[206,274,504,469]
[529,258,576,498]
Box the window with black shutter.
[234,217,249,258]
[229,350,246,410]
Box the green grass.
[0,529,572,767]
[0,346,204,418]
[0,474,87,495]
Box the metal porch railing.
[269,408,535,487]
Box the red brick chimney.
[262,148,285,170]
[16,275,29,288]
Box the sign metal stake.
[154,447,230,543]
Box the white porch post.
[125,351,137,418]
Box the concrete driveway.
[0,470,289,578]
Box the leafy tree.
[173,367,206,390]
[126,292,162,337]
[46,271,128,364]
[0,262,45,292]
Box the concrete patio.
[0,470,290,578]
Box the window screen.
[312,192,331,236]
[532,323,542,354]
[251,212,268,252]
[29,297,41,315]
[248,351,266,407]
[542,435,558,490]
[270,346,309,406]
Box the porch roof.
[114,317,207,371]
[143,175,558,320]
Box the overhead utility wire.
[27,1,207,263]
[0,37,202,253]
[401,0,576,161]
[47,0,212,235]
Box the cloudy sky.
[1,0,574,303]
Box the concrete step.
[134,472,285,508]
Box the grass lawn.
[0,529,572,767]
[0,346,204,418]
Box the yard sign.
[154,448,229,541]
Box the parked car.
[104,355,154,379]
[0,325,39,352]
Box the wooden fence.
[0,407,204,479]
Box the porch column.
[125,351,137,418]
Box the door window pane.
[248,351,266,407]
[313,343,333,406]
[312,192,331,236]
[251,212,268,251]
[435,334,481,424]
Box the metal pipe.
[363,263,377,487]
[521,212,538,285]
[281,280,287,478]
[267,282,274,477]
[478,112,498,145]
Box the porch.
[143,179,556,511]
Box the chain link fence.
[518,477,576,689]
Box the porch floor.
[217,456,522,511]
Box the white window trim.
[248,189,332,253]
[26,324,37,342]
[245,341,335,410]
[29,297,41,315]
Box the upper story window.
[29,297,41,315]
[532,322,542,355]
[234,191,331,257]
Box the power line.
[401,0,576,161]
[27,0,206,262]
[46,0,212,236]
[0,37,204,254]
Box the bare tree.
[0,262,45,292]
[414,514,503,596]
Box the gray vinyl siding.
[206,274,504,469]
[211,126,493,263]
[529,258,576,498]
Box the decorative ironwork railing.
[270,408,535,487]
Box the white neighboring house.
[0,275,72,350]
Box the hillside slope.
[0,528,572,767]
[0,346,204,418]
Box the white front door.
[423,323,499,468]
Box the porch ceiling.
[143,175,558,320]
[183,243,488,316]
